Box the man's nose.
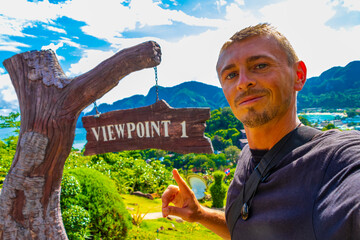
[236,69,256,90]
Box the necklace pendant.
[241,202,249,220]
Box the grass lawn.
[127,218,222,240]
[122,194,224,239]
[121,194,163,213]
[121,194,214,214]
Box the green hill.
[86,81,229,116]
[77,81,229,127]
[77,61,360,127]
[298,60,360,109]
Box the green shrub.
[209,171,227,208]
[62,205,91,240]
[61,174,81,198]
[61,173,82,209]
[90,155,172,194]
[211,135,232,151]
[0,137,17,188]
[67,168,132,239]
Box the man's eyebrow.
[219,55,275,75]
[219,64,236,76]
[247,55,274,63]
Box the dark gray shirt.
[225,129,360,240]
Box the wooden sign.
[82,100,213,155]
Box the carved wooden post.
[0,41,161,239]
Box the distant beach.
[298,112,345,123]
[299,112,346,117]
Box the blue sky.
[0,0,360,114]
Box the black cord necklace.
[241,123,302,220]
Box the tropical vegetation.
[1,87,360,238]
[0,107,243,239]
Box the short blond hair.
[220,23,299,66]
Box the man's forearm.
[198,206,230,239]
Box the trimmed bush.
[67,168,132,239]
[61,172,90,239]
[61,173,82,210]
[89,154,172,194]
[209,171,227,208]
[62,205,90,240]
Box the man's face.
[216,35,297,128]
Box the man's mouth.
[237,95,264,106]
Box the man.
[162,23,360,239]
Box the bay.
[298,113,343,123]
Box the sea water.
[0,127,88,150]
[299,114,337,123]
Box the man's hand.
[162,169,231,239]
[161,169,204,222]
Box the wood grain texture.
[82,100,214,155]
[0,41,161,239]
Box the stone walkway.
[144,212,182,220]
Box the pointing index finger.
[172,169,192,195]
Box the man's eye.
[255,63,268,69]
[225,72,238,80]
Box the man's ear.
[294,61,307,91]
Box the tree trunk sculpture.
[0,41,161,239]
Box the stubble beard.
[239,96,292,128]
[240,106,278,128]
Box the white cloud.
[58,0,223,43]
[112,0,360,103]
[216,0,227,7]
[343,0,360,11]
[46,25,67,34]
[1,87,18,102]
[0,73,18,109]
[1,0,359,108]
[60,0,136,42]
[0,73,12,89]
[57,55,65,61]
[66,49,116,77]
[130,0,223,28]
[91,31,226,104]
[70,0,360,105]
[0,36,30,52]
[0,0,63,22]
[41,37,81,62]
[0,0,224,51]
[224,3,260,28]
[216,0,227,12]
[234,0,245,6]
[258,0,360,77]
[59,37,82,48]
[42,42,64,51]
[170,0,178,6]
[192,3,201,11]
[0,0,66,53]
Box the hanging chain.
[94,101,101,117]
[92,67,159,118]
[154,66,159,102]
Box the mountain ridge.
[25,60,358,128]
[85,81,229,116]
[297,60,360,109]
